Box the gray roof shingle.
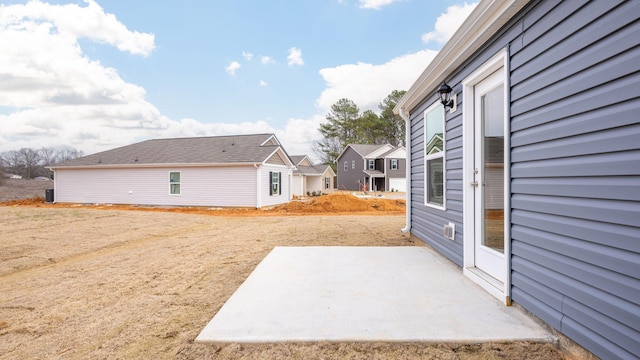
[52,134,284,167]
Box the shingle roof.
[349,144,389,158]
[293,164,331,175]
[289,155,307,166]
[52,134,284,167]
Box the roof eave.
[394,0,530,114]
[48,162,262,170]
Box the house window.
[270,171,281,196]
[424,102,445,208]
[169,172,181,195]
[368,159,375,170]
[344,161,348,171]
[391,159,398,170]
[352,160,355,169]
[325,177,330,189]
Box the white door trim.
[461,48,511,305]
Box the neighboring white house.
[290,155,336,197]
[49,134,295,208]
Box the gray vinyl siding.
[509,1,640,359]
[408,98,464,265]
[337,147,365,191]
[386,158,406,179]
[406,0,640,358]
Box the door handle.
[471,181,479,187]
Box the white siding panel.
[260,165,292,207]
[55,166,258,207]
[389,178,406,192]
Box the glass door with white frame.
[473,69,506,284]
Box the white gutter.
[254,163,261,209]
[399,108,411,234]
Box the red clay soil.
[0,193,406,217]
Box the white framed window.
[352,160,355,169]
[424,102,445,209]
[391,159,398,170]
[325,177,330,189]
[270,171,281,196]
[368,159,375,170]
[344,161,348,171]
[169,171,181,195]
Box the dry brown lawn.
[0,184,564,359]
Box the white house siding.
[292,175,305,197]
[260,164,292,207]
[306,176,322,195]
[54,166,258,207]
[389,178,406,192]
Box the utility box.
[45,189,54,203]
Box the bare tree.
[40,147,59,166]
[57,147,84,162]
[18,148,42,179]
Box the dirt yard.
[0,184,564,359]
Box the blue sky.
[0,0,477,159]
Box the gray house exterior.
[336,144,406,192]
[394,1,639,359]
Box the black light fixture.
[438,82,454,109]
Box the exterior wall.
[291,175,305,197]
[54,166,258,207]
[386,158,406,179]
[508,2,640,358]
[259,164,292,207]
[406,0,640,358]
[321,168,335,193]
[337,147,366,191]
[306,176,323,195]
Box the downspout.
[254,163,261,209]
[399,108,411,234]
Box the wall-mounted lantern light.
[438,82,455,109]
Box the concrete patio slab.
[196,246,553,344]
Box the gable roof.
[50,134,293,168]
[290,155,312,167]
[294,164,336,177]
[336,144,395,161]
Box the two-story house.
[336,144,406,192]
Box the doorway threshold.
[464,266,509,305]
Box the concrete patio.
[196,246,554,344]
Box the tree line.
[0,147,84,179]
[314,90,406,171]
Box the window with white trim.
[269,171,281,196]
[391,159,398,170]
[424,102,445,208]
[351,160,355,169]
[368,159,375,170]
[344,161,348,171]
[169,171,181,195]
[325,177,330,189]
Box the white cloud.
[261,56,275,65]
[0,0,155,56]
[275,115,324,160]
[225,61,241,75]
[358,0,402,10]
[242,51,253,61]
[287,47,304,67]
[316,50,438,113]
[422,2,478,44]
[259,80,268,87]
